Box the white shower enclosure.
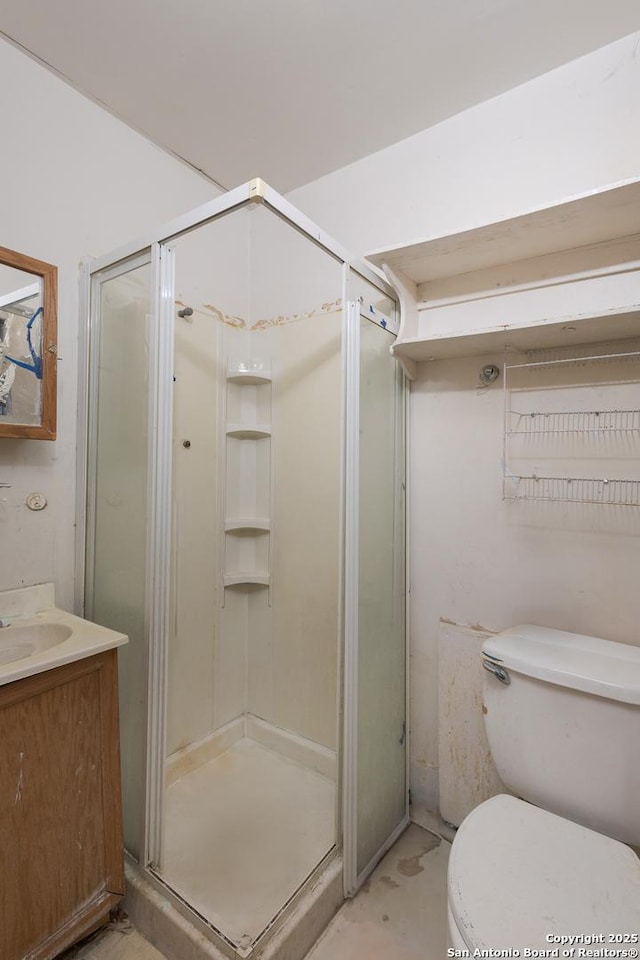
[80,180,407,958]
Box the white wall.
[0,38,216,612]
[413,352,640,816]
[289,32,640,258]
[288,31,640,814]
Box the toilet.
[447,625,640,951]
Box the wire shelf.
[504,475,640,506]
[505,338,640,370]
[507,408,640,435]
[503,339,640,504]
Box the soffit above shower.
[1,0,639,192]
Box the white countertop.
[0,597,128,687]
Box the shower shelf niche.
[223,361,273,594]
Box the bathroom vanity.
[0,584,128,960]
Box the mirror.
[0,246,57,439]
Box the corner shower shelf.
[226,425,271,439]
[226,373,272,385]
[223,573,270,587]
[225,519,270,534]
[226,362,272,385]
[223,360,273,598]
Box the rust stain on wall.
[173,298,343,331]
[202,304,246,328]
[251,298,342,331]
[439,616,494,634]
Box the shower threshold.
[126,846,342,960]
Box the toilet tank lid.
[483,625,640,704]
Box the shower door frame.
[342,290,410,897]
[78,179,407,943]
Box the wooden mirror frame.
[0,246,57,440]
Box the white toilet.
[447,624,640,951]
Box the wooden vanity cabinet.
[0,649,125,960]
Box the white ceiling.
[2,1,639,193]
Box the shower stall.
[80,180,407,959]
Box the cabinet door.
[0,651,124,960]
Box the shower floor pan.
[159,737,336,949]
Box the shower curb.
[253,855,343,960]
[123,854,343,960]
[123,861,231,960]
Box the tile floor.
[160,737,336,946]
[62,821,450,960]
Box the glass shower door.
[84,254,153,860]
[344,292,407,894]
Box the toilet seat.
[448,795,640,951]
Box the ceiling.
[2,1,639,193]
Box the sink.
[0,622,72,666]
[0,583,128,686]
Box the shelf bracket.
[382,263,418,380]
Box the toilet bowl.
[446,626,640,951]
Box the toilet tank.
[482,625,640,846]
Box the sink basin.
[0,622,72,666]
[0,583,128,686]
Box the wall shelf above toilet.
[388,308,640,363]
[365,178,640,367]
[367,179,640,287]
[502,338,640,506]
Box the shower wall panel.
[168,206,343,765]
[247,313,341,750]
[167,216,251,756]
[243,209,342,753]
